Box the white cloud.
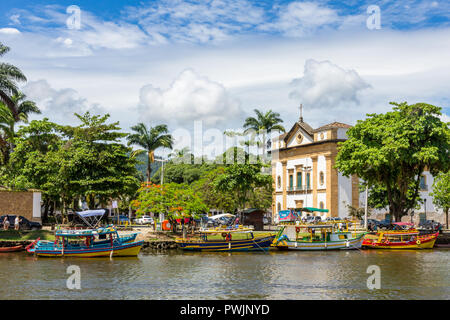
[260,2,340,36]
[289,59,371,109]
[0,28,21,35]
[138,69,244,127]
[125,0,265,43]
[22,79,105,123]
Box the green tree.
[214,162,272,211]
[191,167,238,213]
[430,171,450,229]
[335,102,450,222]
[243,109,286,160]
[0,42,27,121]
[127,123,173,182]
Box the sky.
[0,0,449,155]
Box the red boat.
[0,245,23,252]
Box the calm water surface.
[0,249,448,299]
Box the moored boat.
[175,226,275,252]
[27,225,143,257]
[0,245,23,252]
[362,229,438,249]
[272,223,367,250]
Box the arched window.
[319,201,324,209]
[277,203,281,212]
[319,171,324,186]
[277,176,281,188]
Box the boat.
[27,225,143,257]
[0,245,23,252]
[175,226,275,252]
[362,228,438,249]
[272,223,367,250]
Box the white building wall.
[286,129,314,148]
[317,193,327,211]
[317,155,326,189]
[338,172,352,218]
[32,192,41,220]
[275,161,283,193]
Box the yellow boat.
[362,229,438,249]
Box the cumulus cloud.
[22,79,105,123]
[138,69,244,127]
[0,28,21,35]
[289,59,371,109]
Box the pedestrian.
[14,216,22,230]
[3,216,10,230]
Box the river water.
[0,249,448,300]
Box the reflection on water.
[0,249,448,299]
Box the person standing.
[3,216,10,230]
[14,216,22,230]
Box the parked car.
[134,215,154,225]
[0,215,42,230]
[325,217,341,222]
[361,219,391,231]
[419,220,442,232]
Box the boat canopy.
[76,209,106,228]
[209,214,235,220]
[56,225,118,237]
[301,207,329,213]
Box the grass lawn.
[0,230,55,241]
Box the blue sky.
[0,0,449,154]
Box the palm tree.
[243,109,286,158]
[0,42,27,121]
[127,123,174,182]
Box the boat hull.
[273,234,365,251]
[362,234,437,249]
[0,245,23,252]
[32,241,143,257]
[176,236,275,252]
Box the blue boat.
[27,225,143,258]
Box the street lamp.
[154,158,168,185]
[154,157,168,224]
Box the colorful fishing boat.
[175,226,275,252]
[27,225,143,257]
[272,223,367,250]
[362,229,438,249]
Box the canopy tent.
[209,214,235,220]
[301,207,329,213]
[75,209,106,228]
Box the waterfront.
[0,249,448,300]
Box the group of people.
[2,215,22,231]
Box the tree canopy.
[335,102,450,221]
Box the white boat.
[272,223,366,251]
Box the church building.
[271,106,358,219]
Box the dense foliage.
[336,102,450,221]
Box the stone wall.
[0,191,40,222]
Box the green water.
[0,249,448,299]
